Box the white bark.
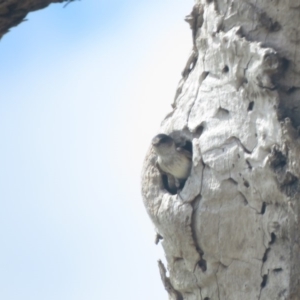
[142,0,300,299]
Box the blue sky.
[0,1,193,299]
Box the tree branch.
[0,0,69,39]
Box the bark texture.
[0,0,67,39]
[141,0,300,299]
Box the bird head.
[152,134,175,155]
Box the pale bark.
[141,0,300,299]
[0,0,67,38]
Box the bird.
[152,133,192,193]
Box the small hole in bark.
[246,160,252,170]
[287,86,297,94]
[196,247,204,255]
[273,268,283,273]
[248,101,254,111]
[195,125,204,136]
[216,107,230,119]
[243,179,250,188]
[270,149,286,170]
[262,248,270,262]
[280,58,289,73]
[270,233,276,245]
[237,154,240,158]
[270,21,281,31]
[261,274,268,288]
[228,178,238,185]
[204,298,210,300]
[222,65,229,73]
[198,258,207,272]
[281,174,299,197]
[174,257,183,262]
[261,202,267,214]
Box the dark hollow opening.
[222,65,229,73]
[273,268,283,273]
[261,202,267,214]
[287,86,297,94]
[270,150,286,170]
[181,140,193,153]
[195,125,204,137]
[270,21,281,32]
[261,274,268,288]
[269,233,276,245]
[248,101,254,111]
[198,258,207,272]
[243,179,250,188]
[262,248,270,262]
[280,58,290,73]
[246,160,252,170]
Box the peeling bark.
[0,0,68,39]
[141,0,300,299]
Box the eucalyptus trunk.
[142,0,300,299]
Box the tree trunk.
[141,0,300,299]
[0,0,67,38]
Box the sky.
[0,0,194,299]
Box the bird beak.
[152,137,160,146]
